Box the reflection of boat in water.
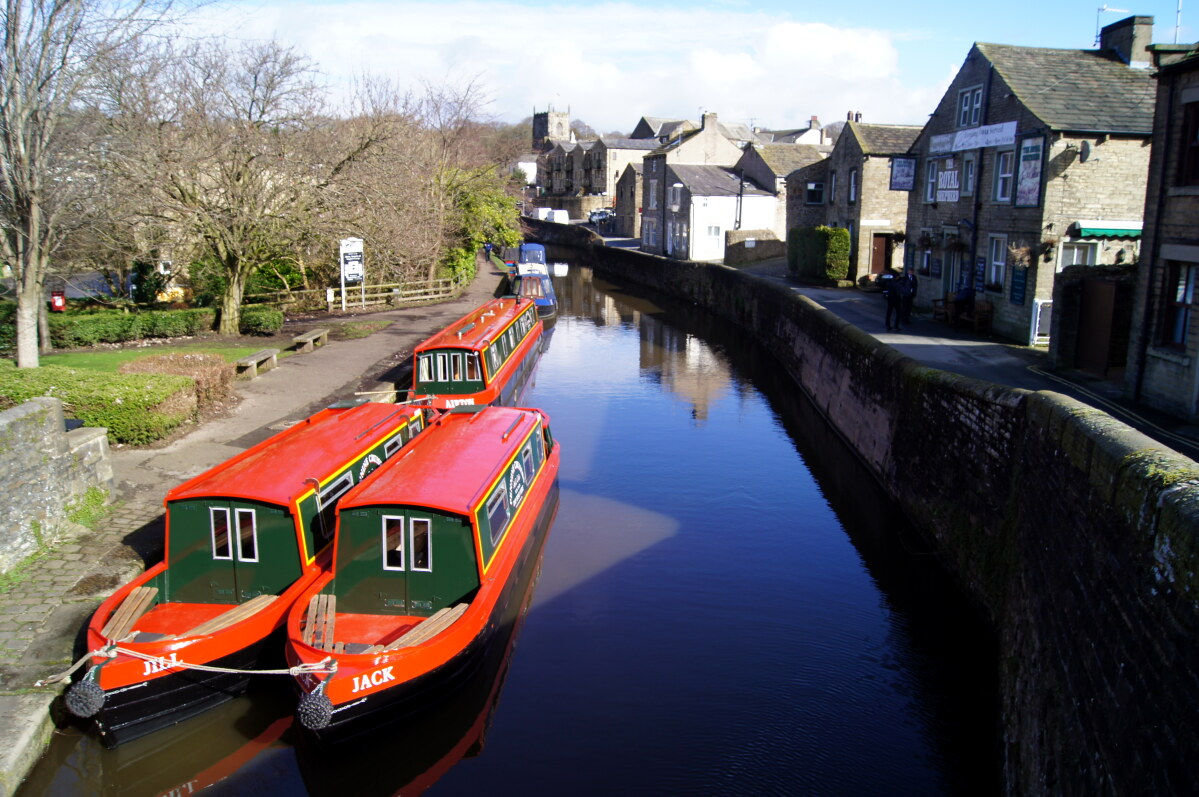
[64,402,428,748]
[409,297,543,409]
[286,405,561,742]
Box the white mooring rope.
[35,645,336,688]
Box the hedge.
[239,305,284,335]
[0,361,195,444]
[47,308,216,348]
[787,226,850,281]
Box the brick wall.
[526,218,1199,795]
[0,398,114,574]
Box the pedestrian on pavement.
[483,242,493,260]
[879,266,902,331]
[898,267,917,326]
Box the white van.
[547,209,569,224]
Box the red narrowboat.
[286,404,560,739]
[409,297,542,409]
[65,401,429,747]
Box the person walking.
[483,242,494,260]
[898,267,918,326]
[879,266,902,331]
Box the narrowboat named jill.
[409,296,542,409]
[64,401,429,747]
[286,404,561,739]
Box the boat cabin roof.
[415,297,533,353]
[340,406,544,516]
[166,403,422,507]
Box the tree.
[103,39,391,333]
[0,0,172,367]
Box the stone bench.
[292,328,330,353]
[236,348,279,378]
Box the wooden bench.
[101,586,158,641]
[292,328,330,353]
[236,348,279,378]
[363,603,468,654]
[931,292,951,323]
[175,594,279,638]
[956,299,994,335]
[302,593,337,652]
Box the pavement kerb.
[0,258,508,792]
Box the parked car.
[588,208,613,224]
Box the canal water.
[19,265,999,796]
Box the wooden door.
[1076,279,1115,376]
[870,235,890,276]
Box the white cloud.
[187,1,953,132]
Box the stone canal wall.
[0,397,114,574]
[527,219,1199,795]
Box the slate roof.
[976,42,1156,134]
[847,122,922,155]
[600,137,659,150]
[633,117,696,140]
[754,144,831,176]
[669,165,772,197]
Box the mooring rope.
[36,645,336,688]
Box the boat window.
[465,353,480,381]
[211,507,232,560]
[315,471,355,545]
[384,431,404,458]
[487,486,509,545]
[488,346,500,372]
[409,417,422,439]
[410,518,432,571]
[450,353,462,382]
[383,515,405,570]
[436,353,449,382]
[236,508,258,562]
[418,354,433,383]
[522,447,535,481]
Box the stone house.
[583,137,658,204]
[758,116,834,145]
[614,163,643,238]
[905,16,1157,343]
[658,164,775,261]
[629,116,697,143]
[541,141,577,196]
[1125,44,1199,421]
[640,112,747,256]
[735,144,832,242]
[818,120,922,282]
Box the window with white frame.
[988,235,1008,289]
[707,225,720,237]
[848,169,858,204]
[1059,243,1096,269]
[383,515,405,570]
[1162,261,1196,348]
[644,220,658,247]
[668,184,682,206]
[962,153,976,195]
[958,86,983,128]
[924,160,938,203]
[994,151,1015,202]
[805,181,825,204]
[829,171,837,202]
[648,180,658,209]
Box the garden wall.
[527,218,1199,795]
[0,398,114,574]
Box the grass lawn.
[42,342,276,372]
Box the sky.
[190,0,1193,136]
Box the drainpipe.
[1132,70,1176,403]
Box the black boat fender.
[298,675,334,730]
[65,666,107,718]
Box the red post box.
[50,291,65,312]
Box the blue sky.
[195,1,1192,135]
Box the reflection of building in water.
[557,262,635,326]
[639,313,730,423]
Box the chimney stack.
[1100,15,1154,68]
[701,111,718,130]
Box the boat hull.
[292,479,559,742]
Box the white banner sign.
[929,121,1018,154]
[340,238,364,283]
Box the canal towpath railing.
[244,273,470,314]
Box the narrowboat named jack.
[285,405,561,740]
[409,297,543,409]
[65,401,429,747]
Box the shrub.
[239,305,284,335]
[787,226,850,281]
[119,353,234,411]
[0,302,13,353]
[47,308,214,348]
[0,361,194,444]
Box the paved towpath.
[0,259,506,796]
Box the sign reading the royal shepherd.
[930,121,1018,154]
[1015,136,1045,208]
[890,157,916,191]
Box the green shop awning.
[1074,220,1142,239]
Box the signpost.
[339,237,364,311]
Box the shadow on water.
[556,257,1001,793]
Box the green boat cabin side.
[327,411,556,618]
[413,301,538,397]
[163,410,428,606]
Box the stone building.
[905,16,1157,343]
[614,163,643,238]
[1125,43,1199,421]
[532,106,571,151]
[584,137,658,203]
[735,144,831,242]
[658,164,775,261]
[640,112,747,255]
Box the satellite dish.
[1080,141,1092,162]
